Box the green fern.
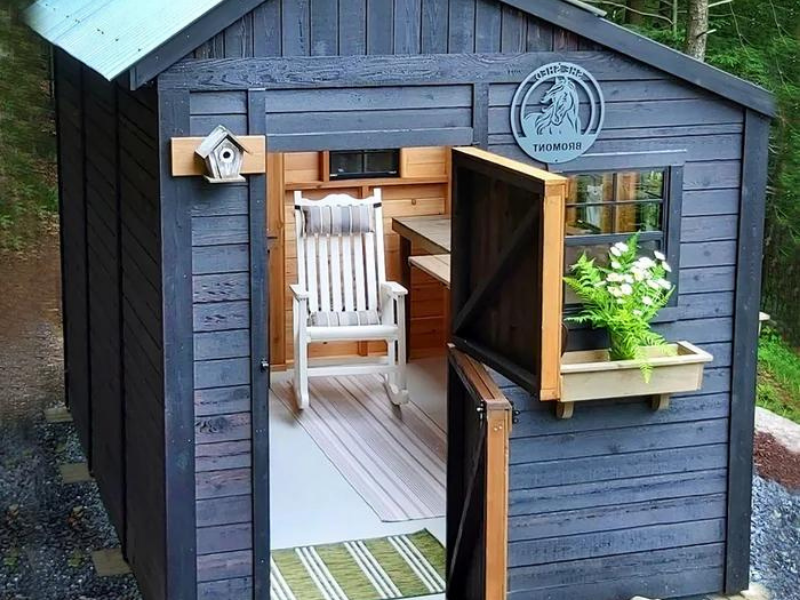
[564,233,676,381]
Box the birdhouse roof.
[195,126,247,160]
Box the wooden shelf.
[409,254,450,288]
[284,176,449,191]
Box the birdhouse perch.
[195,125,248,184]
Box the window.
[329,149,400,180]
[564,168,679,308]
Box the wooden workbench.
[392,216,452,356]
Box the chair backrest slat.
[318,234,331,312]
[295,203,307,302]
[374,205,387,286]
[294,190,385,319]
[305,234,319,313]
[341,234,354,311]
[353,233,366,311]
[364,232,378,311]
[330,236,342,312]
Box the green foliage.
[0,0,58,250]
[703,5,800,347]
[602,0,800,344]
[564,233,676,380]
[757,327,800,424]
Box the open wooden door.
[449,147,567,399]
[446,147,567,599]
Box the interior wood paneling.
[269,147,451,369]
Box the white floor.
[269,357,448,600]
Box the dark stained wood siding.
[482,56,744,600]
[188,108,257,600]
[42,0,760,597]
[54,50,91,462]
[164,16,751,594]
[82,68,125,542]
[190,0,579,58]
[56,52,167,599]
[118,84,167,599]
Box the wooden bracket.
[556,394,673,420]
[555,402,574,420]
[171,136,267,177]
[651,394,671,412]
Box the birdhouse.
[195,125,247,184]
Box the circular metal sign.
[510,62,605,165]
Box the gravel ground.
[0,238,141,600]
[751,475,800,600]
[0,235,799,600]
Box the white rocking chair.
[291,189,409,410]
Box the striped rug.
[272,375,446,521]
[271,530,446,600]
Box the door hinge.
[510,400,521,424]
[260,359,269,371]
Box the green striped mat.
[271,530,446,599]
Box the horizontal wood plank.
[172,136,266,177]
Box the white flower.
[632,269,645,282]
[617,298,624,304]
[642,296,654,306]
[611,260,621,270]
[615,242,629,252]
[662,261,672,273]
[647,279,661,290]
[637,257,655,269]
[659,279,672,290]
[607,272,622,282]
[610,246,622,257]
[620,283,633,296]
[633,309,643,316]
[595,280,607,287]
[654,250,666,261]
[623,275,634,284]
[608,286,621,297]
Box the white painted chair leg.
[293,299,310,410]
[385,336,398,388]
[385,298,409,406]
[293,343,310,410]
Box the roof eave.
[126,0,266,89]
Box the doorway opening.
[263,144,563,599]
[267,147,452,599]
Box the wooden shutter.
[449,147,567,401]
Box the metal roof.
[25,0,227,81]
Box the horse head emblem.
[531,76,581,137]
[512,63,605,164]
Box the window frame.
[328,148,401,181]
[553,151,686,322]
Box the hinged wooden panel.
[449,147,567,401]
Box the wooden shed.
[27,0,773,598]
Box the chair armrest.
[381,281,408,298]
[290,284,309,301]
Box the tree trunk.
[626,0,649,25]
[685,0,709,60]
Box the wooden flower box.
[557,341,714,419]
